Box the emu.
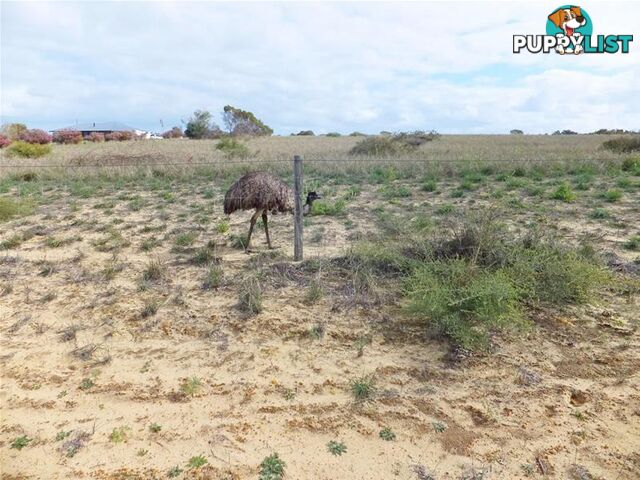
[223,172,320,252]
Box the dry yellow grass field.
[1,135,639,479]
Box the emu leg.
[245,209,261,252]
[262,210,273,249]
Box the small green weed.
[109,426,130,443]
[551,183,576,202]
[0,234,23,249]
[327,440,347,456]
[10,435,32,450]
[624,235,640,251]
[168,466,183,478]
[56,431,72,441]
[180,376,203,397]
[259,453,286,480]
[187,455,208,468]
[175,232,197,247]
[216,219,230,233]
[603,188,623,202]
[432,421,446,433]
[350,374,376,402]
[308,323,325,340]
[379,427,396,441]
[202,264,224,289]
[79,378,95,390]
[590,208,610,219]
[304,279,324,304]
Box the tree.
[510,129,524,135]
[222,105,273,136]
[1,123,28,140]
[184,110,217,139]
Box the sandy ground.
[1,179,639,479]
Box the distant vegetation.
[602,136,640,153]
[162,127,183,139]
[53,130,83,144]
[222,105,273,136]
[349,131,439,156]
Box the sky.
[1,1,639,135]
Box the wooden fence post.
[293,155,303,261]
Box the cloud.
[1,1,639,134]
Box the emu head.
[303,191,321,215]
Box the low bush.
[406,260,525,350]
[551,183,576,202]
[53,129,82,144]
[216,137,250,158]
[19,129,52,144]
[0,134,11,148]
[624,235,640,251]
[295,130,314,136]
[349,131,439,156]
[162,127,183,139]
[7,141,52,158]
[602,136,640,153]
[602,189,623,202]
[349,136,406,156]
[621,157,640,172]
[393,130,440,147]
[87,132,105,142]
[310,199,346,216]
[0,198,35,222]
[105,131,134,141]
[325,132,341,137]
[347,213,610,351]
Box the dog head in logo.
[548,6,587,36]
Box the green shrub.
[380,184,411,199]
[310,199,346,216]
[621,157,640,173]
[625,235,640,251]
[10,435,32,450]
[0,197,34,222]
[259,453,285,480]
[405,260,525,351]
[505,245,608,304]
[216,137,250,158]
[551,183,576,202]
[7,141,52,158]
[422,179,437,192]
[602,189,623,202]
[327,440,347,456]
[590,208,610,219]
[602,136,640,153]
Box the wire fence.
[0,156,613,169]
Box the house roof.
[56,122,139,132]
